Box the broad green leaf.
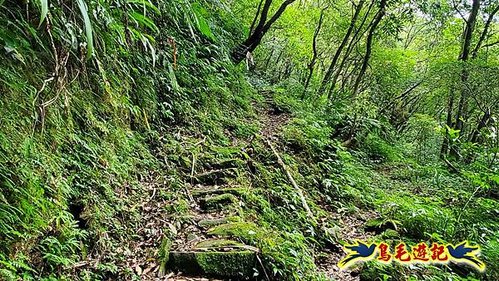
[76,0,94,59]
[192,3,215,41]
[38,0,48,27]
[128,11,159,33]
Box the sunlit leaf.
[76,0,94,59]
[38,0,48,27]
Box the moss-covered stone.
[364,218,397,233]
[197,251,256,277]
[195,239,244,249]
[158,235,172,276]
[381,229,400,239]
[200,193,238,211]
[167,250,256,278]
[168,251,203,275]
[198,217,235,228]
[207,222,261,241]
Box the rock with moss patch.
[381,229,399,239]
[198,216,241,228]
[200,193,238,211]
[207,222,261,241]
[167,250,256,278]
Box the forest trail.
[132,96,382,280]
[68,95,381,280]
[114,96,294,280]
[316,211,378,281]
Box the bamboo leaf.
[38,0,48,27]
[76,0,94,59]
[128,11,159,33]
[126,0,160,15]
[192,3,215,41]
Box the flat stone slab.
[198,217,232,228]
[167,250,257,278]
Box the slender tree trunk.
[449,0,480,157]
[471,4,499,59]
[249,0,265,37]
[302,9,325,100]
[319,0,365,97]
[330,1,374,93]
[352,0,386,96]
[232,0,296,64]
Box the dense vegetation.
[0,0,497,280]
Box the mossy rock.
[198,216,241,228]
[200,193,238,211]
[195,239,244,250]
[167,250,256,278]
[207,222,261,241]
[158,235,172,276]
[364,218,397,234]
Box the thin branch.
[265,139,316,223]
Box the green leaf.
[167,63,180,93]
[192,3,215,41]
[128,11,159,33]
[126,0,160,15]
[76,0,94,59]
[38,0,48,27]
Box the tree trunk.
[449,0,480,158]
[352,0,386,96]
[302,9,325,99]
[318,0,365,98]
[330,1,375,93]
[249,0,265,37]
[231,0,296,64]
[471,3,499,59]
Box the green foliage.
[0,0,498,280]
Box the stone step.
[199,193,239,211]
[191,168,238,185]
[197,216,240,229]
[167,249,257,278]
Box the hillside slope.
[0,0,498,280]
